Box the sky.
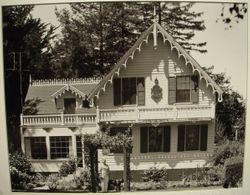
[31,2,248,98]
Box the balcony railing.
[99,105,214,122]
[21,113,96,126]
[21,105,214,126]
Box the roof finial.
[153,5,157,49]
[153,5,157,23]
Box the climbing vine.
[82,128,133,192]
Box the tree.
[217,3,247,29]
[53,2,207,78]
[3,5,56,151]
[202,66,245,141]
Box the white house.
[20,21,223,181]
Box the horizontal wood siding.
[98,34,215,110]
[99,121,215,171]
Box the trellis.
[82,128,133,192]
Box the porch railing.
[21,105,214,126]
[99,105,214,122]
[21,113,96,126]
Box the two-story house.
[20,21,223,181]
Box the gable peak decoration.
[88,22,223,102]
[51,85,86,99]
[151,78,163,103]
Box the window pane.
[185,125,199,151]
[137,78,145,105]
[122,78,136,105]
[177,76,190,90]
[149,127,163,152]
[50,136,71,159]
[176,77,190,102]
[176,90,190,102]
[30,137,47,159]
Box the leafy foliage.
[9,152,32,173]
[54,2,207,78]
[47,174,60,191]
[82,128,133,192]
[202,66,245,141]
[23,98,43,115]
[59,157,77,177]
[142,166,168,183]
[207,140,244,185]
[75,168,92,190]
[218,3,247,29]
[3,5,57,151]
[222,156,243,188]
[9,152,33,189]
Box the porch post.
[72,135,77,157]
[20,127,25,153]
[46,135,50,160]
[81,134,85,169]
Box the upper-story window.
[169,75,199,104]
[64,98,76,114]
[113,77,145,106]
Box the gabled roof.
[51,85,87,99]
[25,79,100,114]
[88,22,223,102]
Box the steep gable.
[88,22,223,102]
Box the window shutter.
[178,125,185,152]
[191,76,199,103]
[200,124,208,151]
[163,126,171,152]
[137,78,145,106]
[56,98,63,110]
[140,127,148,153]
[113,78,121,106]
[168,77,176,104]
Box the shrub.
[131,181,166,191]
[9,152,33,190]
[208,140,244,166]
[207,140,244,186]
[59,157,77,177]
[223,156,243,188]
[131,182,152,191]
[75,168,92,191]
[47,174,59,191]
[142,166,168,183]
[58,179,78,191]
